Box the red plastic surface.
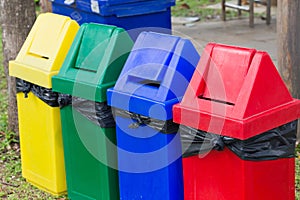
[173,43,300,139]
[182,148,295,200]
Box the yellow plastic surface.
[9,13,79,88]
[17,92,66,195]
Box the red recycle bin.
[173,43,300,200]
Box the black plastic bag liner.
[31,85,59,107]
[180,120,297,161]
[72,97,115,128]
[58,94,72,108]
[113,108,179,134]
[16,78,32,98]
[16,78,59,107]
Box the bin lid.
[52,23,133,102]
[76,0,175,17]
[107,31,200,120]
[51,0,76,6]
[9,13,79,88]
[173,43,300,139]
[98,0,153,6]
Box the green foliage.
[0,30,7,134]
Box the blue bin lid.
[97,0,153,6]
[107,32,200,120]
[76,0,175,17]
[51,0,76,6]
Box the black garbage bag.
[180,120,297,161]
[58,94,72,108]
[113,108,179,134]
[16,78,59,107]
[72,97,116,128]
[16,78,32,98]
[31,84,59,107]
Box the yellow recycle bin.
[9,13,79,195]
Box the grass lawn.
[172,0,242,20]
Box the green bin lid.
[52,23,133,102]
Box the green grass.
[172,0,241,20]
[0,29,7,134]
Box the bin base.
[26,179,66,196]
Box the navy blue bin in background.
[107,32,200,200]
[51,0,175,40]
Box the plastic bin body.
[75,0,174,16]
[52,23,133,200]
[16,92,65,194]
[173,43,300,200]
[52,0,174,40]
[59,106,118,200]
[183,148,295,200]
[107,32,200,200]
[52,3,83,24]
[8,13,79,195]
[114,115,183,200]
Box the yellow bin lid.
[9,13,79,88]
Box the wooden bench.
[222,0,271,27]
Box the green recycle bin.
[52,23,133,200]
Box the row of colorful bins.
[9,13,300,200]
[51,0,175,40]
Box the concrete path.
[172,16,277,65]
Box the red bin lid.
[173,43,300,140]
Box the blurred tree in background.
[0,0,36,133]
[40,0,52,12]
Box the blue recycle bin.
[51,1,81,22]
[107,32,200,200]
[52,0,175,40]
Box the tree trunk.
[0,0,36,133]
[40,0,52,13]
[277,0,300,143]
